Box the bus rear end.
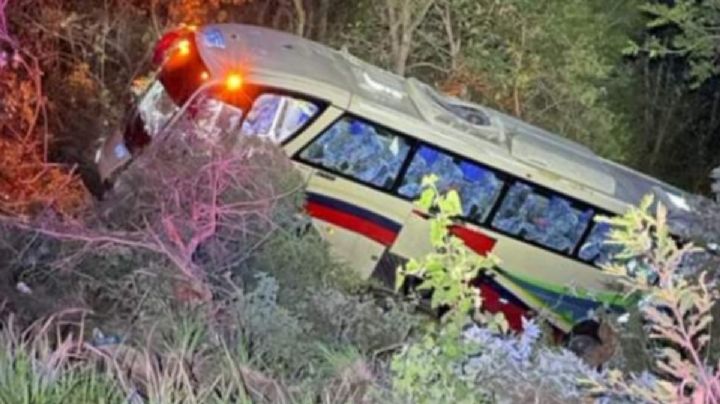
[95,26,254,184]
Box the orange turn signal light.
[225,74,243,91]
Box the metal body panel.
[300,169,414,278]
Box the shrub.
[389,180,609,403]
[0,0,88,217]
[586,196,720,403]
[0,126,418,402]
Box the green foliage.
[633,0,720,87]
[0,320,124,404]
[390,333,484,404]
[397,175,499,326]
[415,0,639,161]
[586,195,720,403]
[391,178,504,403]
[235,227,419,356]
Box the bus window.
[240,93,320,143]
[299,116,411,189]
[137,80,179,138]
[578,222,622,265]
[398,145,504,222]
[491,182,593,253]
[192,96,245,141]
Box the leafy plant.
[462,318,605,404]
[0,315,124,404]
[587,196,720,403]
[628,0,720,87]
[391,176,503,404]
[396,174,501,330]
[391,178,610,403]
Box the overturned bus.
[95,24,693,337]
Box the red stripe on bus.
[449,225,497,255]
[477,282,528,332]
[306,201,399,246]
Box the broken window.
[191,97,245,141]
[492,182,593,253]
[578,222,622,265]
[398,145,504,222]
[299,116,411,189]
[137,80,179,137]
[240,93,319,143]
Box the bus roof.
[195,23,690,211]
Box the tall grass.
[0,314,123,403]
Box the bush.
[0,122,422,402]
[389,180,607,404]
[586,196,720,403]
[0,316,125,403]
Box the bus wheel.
[567,320,618,368]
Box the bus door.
[292,114,416,278]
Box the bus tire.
[567,319,618,368]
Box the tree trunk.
[256,0,271,26]
[385,0,434,76]
[291,0,306,36]
[512,23,526,118]
[649,64,677,168]
[316,0,330,41]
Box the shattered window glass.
[491,182,593,253]
[578,222,622,266]
[399,145,504,222]
[191,97,245,141]
[300,116,411,189]
[240,93,319,143]
[137,80,179,137]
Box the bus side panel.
[392,211,626,332]
[301,172,414,279]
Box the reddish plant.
[0,0,89,217]
[3,128,303,305]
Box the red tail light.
[155,28,208,106]
[152,26,197,66]
[153,31,182,65]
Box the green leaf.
[438,190,463,217]
[421,174,439,187]
[417,188,436,211]
[430,220,449,247]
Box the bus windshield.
[126,77,323,153]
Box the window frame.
[488,180,597,254]
[294,113,419,192]
[395,143,507,223]
[292,112,616,268]
[238,89,328,146]
[159,83,328,148]
[249,88,329,147]
[392,139,613,266]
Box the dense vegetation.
[2,0,720,403]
